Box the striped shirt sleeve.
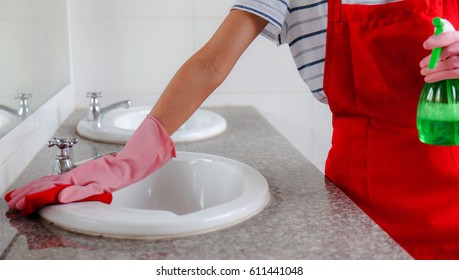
[231,0,329,104]
[232,0,291,45]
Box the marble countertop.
[0,107,411,259]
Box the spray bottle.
[416,17,459,145]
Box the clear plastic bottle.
[417,80,459,145]
[416,18,459,145]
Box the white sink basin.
[39,152,270,239]
[77,107,227,144]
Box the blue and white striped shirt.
[232,0,402,103]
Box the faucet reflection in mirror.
[0,93,32,118]
[0,0,70,139]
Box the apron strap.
[328,0,341,23]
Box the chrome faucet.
[47,137,114,174]
[0,93,32,119]
[86,92,131,122]
[48,138,78,175]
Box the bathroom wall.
[0,0,73,193]
[69,0,332,172]
[0,0,70,138]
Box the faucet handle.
[87,92,103,98]
[48,138,78,150]
[48,138,78,175]
[14,93,32,100]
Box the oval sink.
[77,107,227,144]
[39,152,270,239]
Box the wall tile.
[194,0,234,17]
[0,0,66,19]
[71,18,194,104]
[70,0,193,18]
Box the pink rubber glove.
[420,30,459,83]
[5,114,175,213]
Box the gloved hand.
[4,114,175,215]
[420,30,459,83]
[5,184,113,216]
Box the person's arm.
[4,10,268,216]
[150,9,268,134]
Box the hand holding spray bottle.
[417,17,459,145]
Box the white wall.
[0,0,73,194]
[69,0,332,172]
[0,0,69,112]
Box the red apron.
[324,0,459,259]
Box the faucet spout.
[99,100,131,119]
[0,104,18,116]
[86,92,131,122]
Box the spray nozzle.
[432,17,445,34]
[428,17,455,69]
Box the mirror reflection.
[0,0,70,139]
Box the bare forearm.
[149,50,226,135]
[149,10,268,135]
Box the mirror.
[0,0,70,139]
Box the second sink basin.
[77,107,227,144]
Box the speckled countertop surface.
[0,107,411,259]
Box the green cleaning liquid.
[416,17,459,146]
[416,80,459,145]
